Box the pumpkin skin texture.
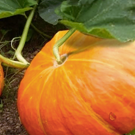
[0,64,4,95]
[18,30,135,135]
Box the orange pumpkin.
[0,64,4,95]
[17,30,135,135]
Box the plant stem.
[11,37,21,51]
[24,14,51,39]
[0,55,29,69]
[31,23,52,38]
[53,28,76,63]
[15,5,37,64]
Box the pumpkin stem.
[53,28,76,64]
[15,3,37,64]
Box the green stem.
[0,55,29,69]
[31,23,51,39]
[53,28,76,63]
[11,37,21,51]
[15,5,37,64]
[24,14,51,39]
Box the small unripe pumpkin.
[18,30,135,135]
[0,64,4,95]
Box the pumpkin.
[17,30,135,135]
[0,64,4,95]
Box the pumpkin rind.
[17,30,135,135]
[0,64,4,95]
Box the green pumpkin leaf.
[38,0,64,25]
[0,0,37,19]
[56,0,135,42]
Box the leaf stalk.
[0,55,29,69]
[0,4,38,69]
[15,5,37,64]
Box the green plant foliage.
[56,0,135,42]
[0,0,37,19]
[0,100,3,112]
[39,0,135,42]
[38,0,64,25]
[126,129,135,135]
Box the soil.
[0,15,65,135]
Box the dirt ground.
[0,15,65,135]
[0,52,39,135]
